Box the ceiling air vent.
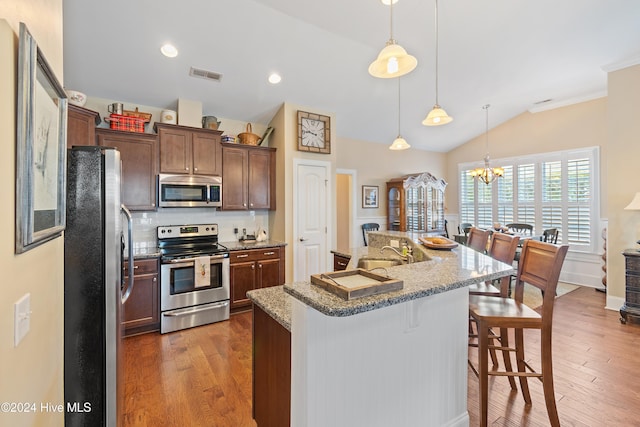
[189,67,223,82]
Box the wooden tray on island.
[419,236,458,250]
[310,269,403,300]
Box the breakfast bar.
[248,231,515,427]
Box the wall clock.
[297,111,331,154]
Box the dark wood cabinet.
[229,246,285,311]
[620,250,640,324]
[67,104,100,148]
[222,143,276,210]
[96,128,158,211]
[333,254,350,271]
[123,258,159,336]
[155,123,222,176]
[253,305,291,427]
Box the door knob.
[299,237,308,242]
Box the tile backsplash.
[131,208,269,249]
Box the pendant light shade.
[389,78,410,150]
[423,104,453,126]
[470,104,504,184]
[389,136,410,150]
[369,0,417,79]
[422,0,452,126]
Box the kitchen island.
[248,231,514,427]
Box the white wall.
[0,3,65,425]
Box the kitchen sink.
[356,257,404,269]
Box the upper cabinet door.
[248,149,272,210]
[222,145,248,210]
[191,131,222,176]
[158,127,191,174]
[96,129,158,211]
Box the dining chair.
[505,223,534,235]
[458,222,473,235]
[361,223,379,246]
[466,227,491,253]
[542,228,559,244]
[468,240,569,427]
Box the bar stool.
[468,232,520,381]
[468,240,569,427]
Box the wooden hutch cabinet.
[155,123,223,176]
[386,172,447,235]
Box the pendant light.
[389,78,410,150]
[422,0,453,126]
[470,104,504,184]
[369,0,417,79]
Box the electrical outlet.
[14,293,31,347]
[233,227,238,234]
[390,239,399,248]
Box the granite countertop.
[247,285,292,331]
[220,239,287,251]
[249,230,515,326]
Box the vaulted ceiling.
[62,0,640,152]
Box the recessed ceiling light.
[160,43,178,58]
[268,73,282,84]
[381,0,399,5]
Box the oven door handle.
[166,254,227,265]
[163,301,229,317]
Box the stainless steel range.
[158,224,230,333]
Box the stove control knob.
[160,229,165,234]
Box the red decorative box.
[107,114,145,133]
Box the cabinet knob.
[259,264,262,269]
[250,203,253,207]
[185,167,189,171]
[194,167,198,172]
[153,277,157,282]
[252,264,255,270]
[243,203,247,207]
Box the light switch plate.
[390,239,399,248]
[14,293,31,347]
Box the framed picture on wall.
[15,22,68,253]
[362,185,379,208]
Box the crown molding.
[528,91,607,114]
[602,54,640,73]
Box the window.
[459,147,599,253]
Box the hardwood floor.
[123,288,640,426]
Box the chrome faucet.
[381,245,414,264]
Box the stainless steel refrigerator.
[64,146,134,427]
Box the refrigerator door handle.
[121,204,134,303]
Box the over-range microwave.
[158,174,222,208]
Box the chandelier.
[470,104,504,184]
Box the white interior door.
[294,160,330,282]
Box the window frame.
[458,146,600,254]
